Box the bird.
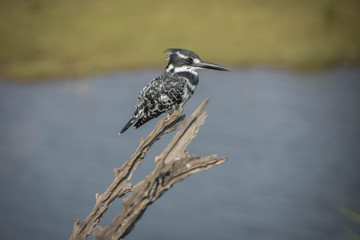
[119,48,230,134]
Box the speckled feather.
[133,71,195,128]
[119,48,229,134]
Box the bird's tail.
[119,116,137,135]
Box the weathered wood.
[70,99,227,240]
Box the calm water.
[0,67,359,240]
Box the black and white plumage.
[119,48,230,134]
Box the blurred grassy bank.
[0,0,360,81]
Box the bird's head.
[164,48,230,73]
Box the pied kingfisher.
[119,48,230,134]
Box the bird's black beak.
[196,60,231,71]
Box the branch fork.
[70,98,227,240]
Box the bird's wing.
[134,75,186,129]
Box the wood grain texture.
[70,99,227,240]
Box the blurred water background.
[1,67,359,240]
[1,0,360,239]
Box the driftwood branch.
[70,98,228,240]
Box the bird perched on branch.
[119,48,230,134]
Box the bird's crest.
[164,48,177,60]
[164,48,200,60]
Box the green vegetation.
[0,0,360,81]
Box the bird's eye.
[186,57,193,64]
